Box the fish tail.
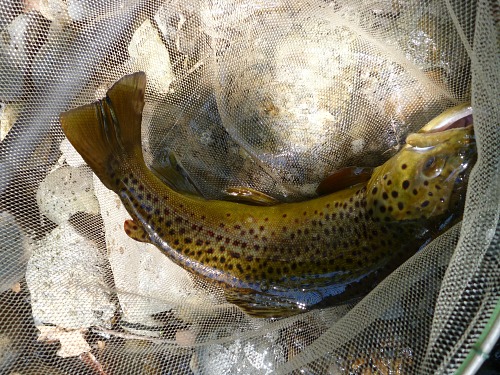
[60,72,147,190]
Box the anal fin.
[124,219,151,243]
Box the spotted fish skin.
[60,72,476,317]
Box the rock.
[25,222,115,329]
[128,19,173,94]
[0,333,18,372]
[0,14,29,101]
[0,102,21,142]
[0,211,30,293]
[36,165,100,225]
[36,326,91,358]
[59,138,86,168]
[66,0,121,23]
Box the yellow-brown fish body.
[60,72,476,317]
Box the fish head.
[367,123,476,221]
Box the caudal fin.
[60,72,146,190]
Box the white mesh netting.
[0,0,498,374]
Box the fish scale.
[120,173,421,283]
[60,72,476,317]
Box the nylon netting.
[0,0,498,374]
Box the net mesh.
[0,0,498,374]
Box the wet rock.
[195,335,285,375]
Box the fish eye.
[424,156,436,170]
[422,156,444,178]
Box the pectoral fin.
[224,187,279,206]
[223,288,301,318]
[124,219,151,243]
[316,167,373,195]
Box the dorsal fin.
[316,167,373,196]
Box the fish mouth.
[420,103,473,133]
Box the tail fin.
[60,72,146,190]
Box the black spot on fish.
[401,163,407,170]
[402,180,410,190]
[382,192,389,200]
[413,189,418,196]
[428,191,433,196]
[387,180,392,186]
[424,180,429,186]
[421,200,430,208]
[379,205,386,213]
[391,191,398,198]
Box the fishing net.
[0,0,498,373]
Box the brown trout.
[60,72,476,317]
